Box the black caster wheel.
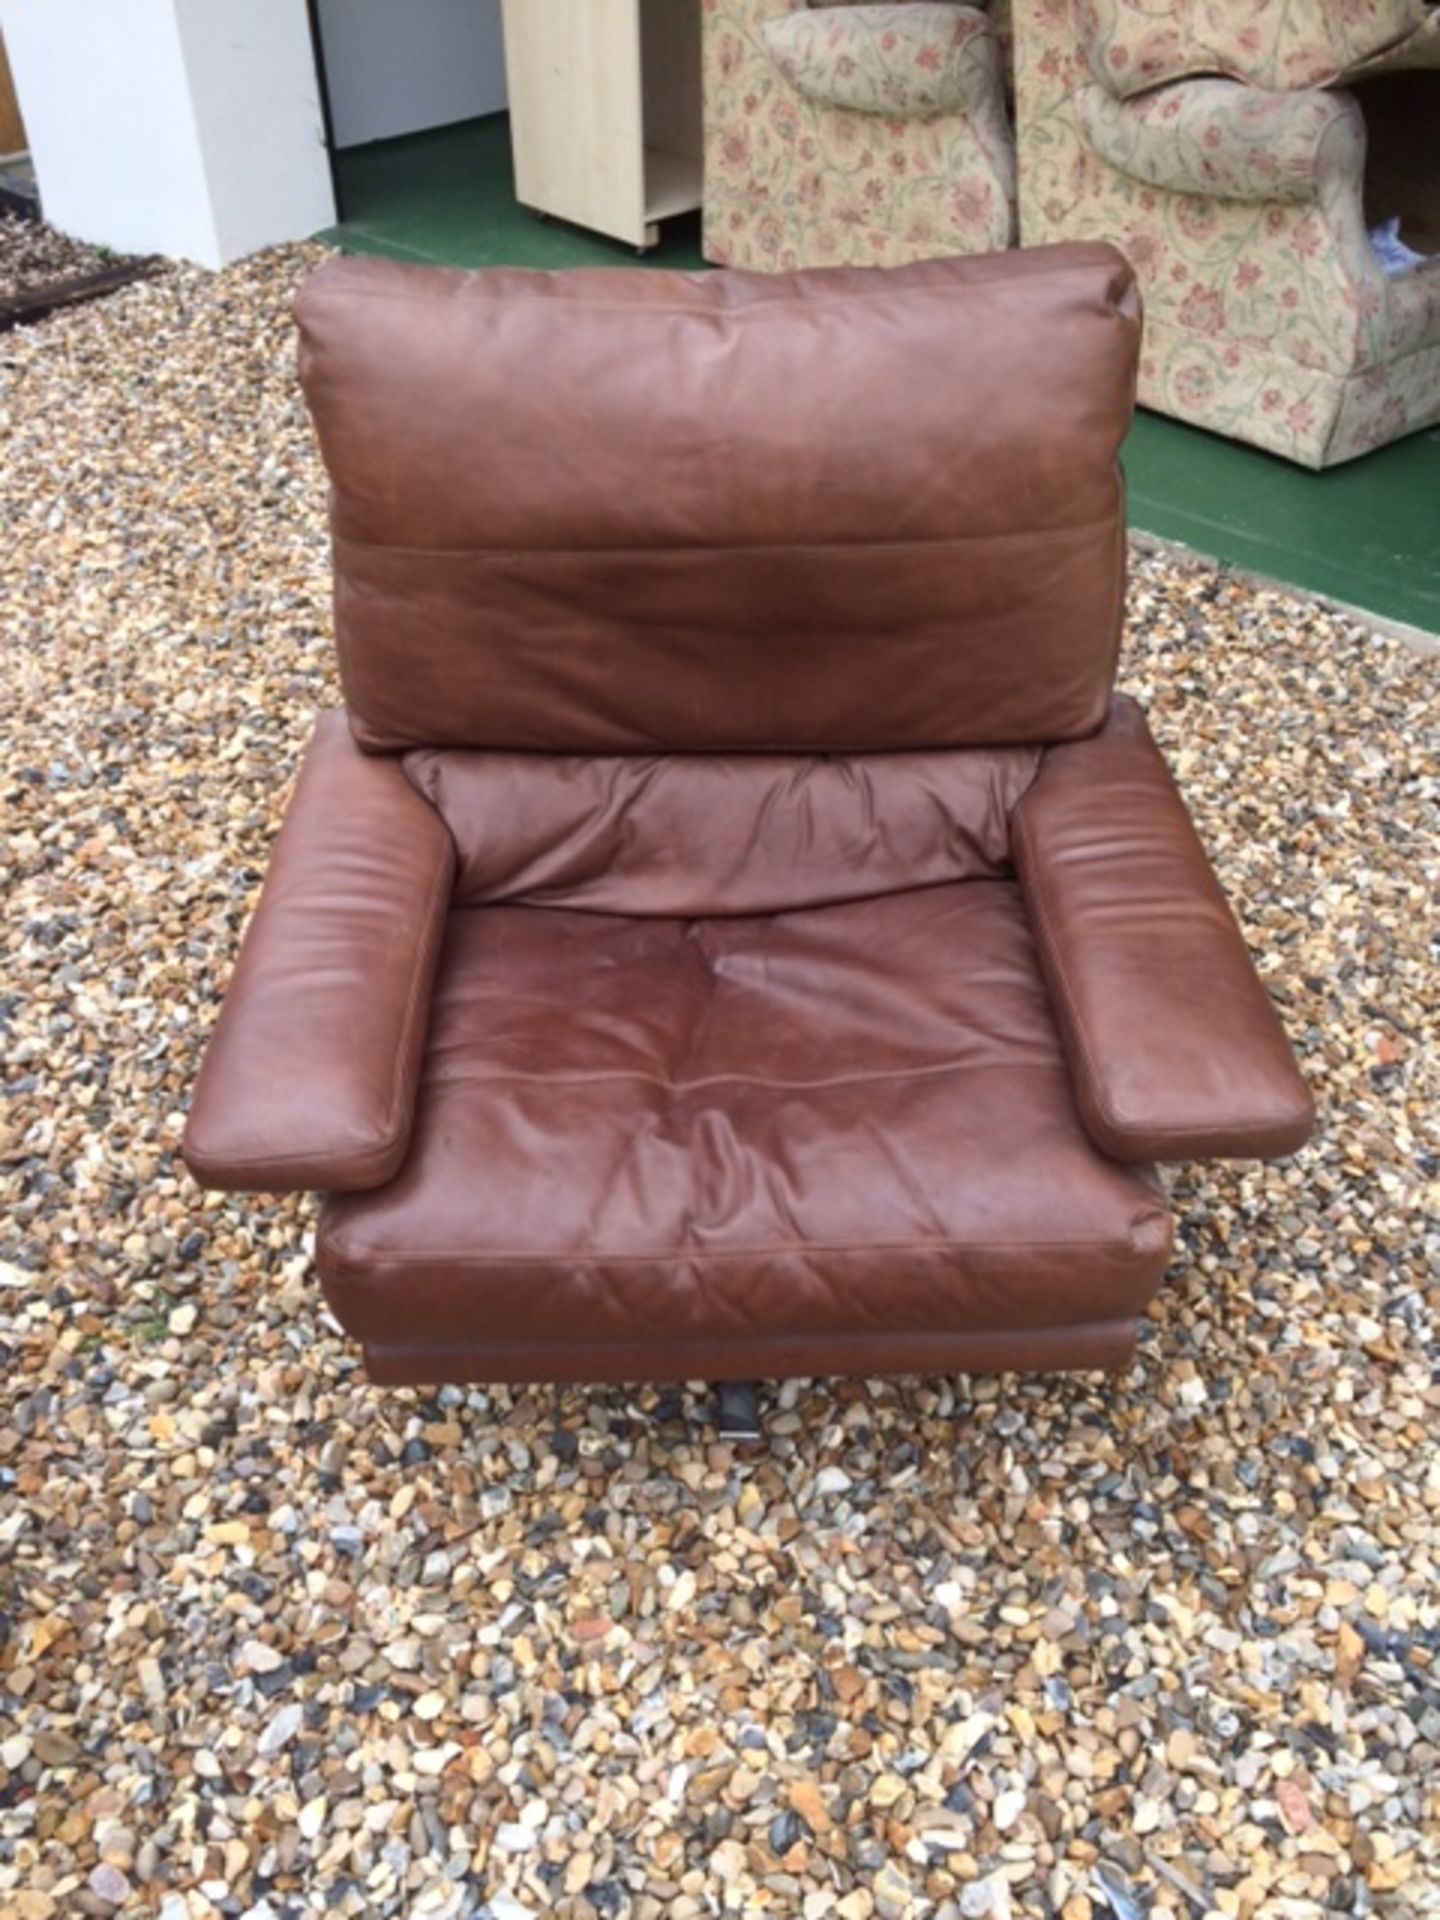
[713,1380,762,1441]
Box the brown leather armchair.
[183,246,1313,1396]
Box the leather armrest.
[183,712,455,1193]
[1012,697,1315,1162]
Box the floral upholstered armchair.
[702,0,1016,271]
[1015,0,1440,465]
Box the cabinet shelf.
[502,0,702,252]
[644,145,702,226]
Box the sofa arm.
[1077,78,1363,205]
[183,712,455,1193]
[1012,697,1314,1163]
[763,3,997,119]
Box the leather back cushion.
[295,245,1140,753]
[405,745,1039,915]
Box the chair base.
[359,1319,1139,1387]
[714,1379,763,1441]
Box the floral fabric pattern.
[702,0,1015,273]
[763,4,993,119]
[1082,0,1437,98]
[1077,78,1354,205]
[812,0,1017,97]
[1014,0,1440,465]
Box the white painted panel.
[0,0,335,267]
[317,0,507,148]
[174,0,336,264]
[0,0,218,263]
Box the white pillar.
[0,0,335,268]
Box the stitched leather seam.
[316,1221,1172,1272]
[315,252,1133,321]
[378,825,456,1149]
[1005,745,1045,824]
[189,1120,406,1184]
[364,1320,1139,1354]
[1011,797,1131,1146]
[420,1060,1065,1095]
[330,518,1119,561]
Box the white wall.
[317,0,507,149]
[176,0,336,263]
[1,0,216,263]
[0,0,334,267]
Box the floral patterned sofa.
[702,0,1016,271]
[1015,0,1440,466]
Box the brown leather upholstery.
[319,883,1174,1383]
[1012,698,1315,1162]
[295,247,1139,752]
[184,712,454,1194]
[403,743,1039,916]
[183,245,1313,1388]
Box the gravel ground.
[0,214,131,301]
[1,241,1438,1920]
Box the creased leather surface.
[1013,696,1316,1162]
[294,244,1141,752]
[182,713,455,1193]
[318,883,1173,1348]
[404,743,1040,915]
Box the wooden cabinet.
[500,0,702,251]
[0,34,29,157]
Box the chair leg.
[713,1379,762,1441]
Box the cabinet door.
[501,0,648,247]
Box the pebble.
[960,1873,1009,1919]
[0,211,125,299]
[255,1703,304,1756]
[494,1823,537,1853]
[87,1865,131,1905]
[874,1861,913,1919]
[1,218,1438,1920]
[992,1788,1026,1832]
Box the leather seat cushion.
[317,882,1172,1352]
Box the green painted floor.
[320,114,1440,636]
[320,112,705,273]
[1124,411,1440,637]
